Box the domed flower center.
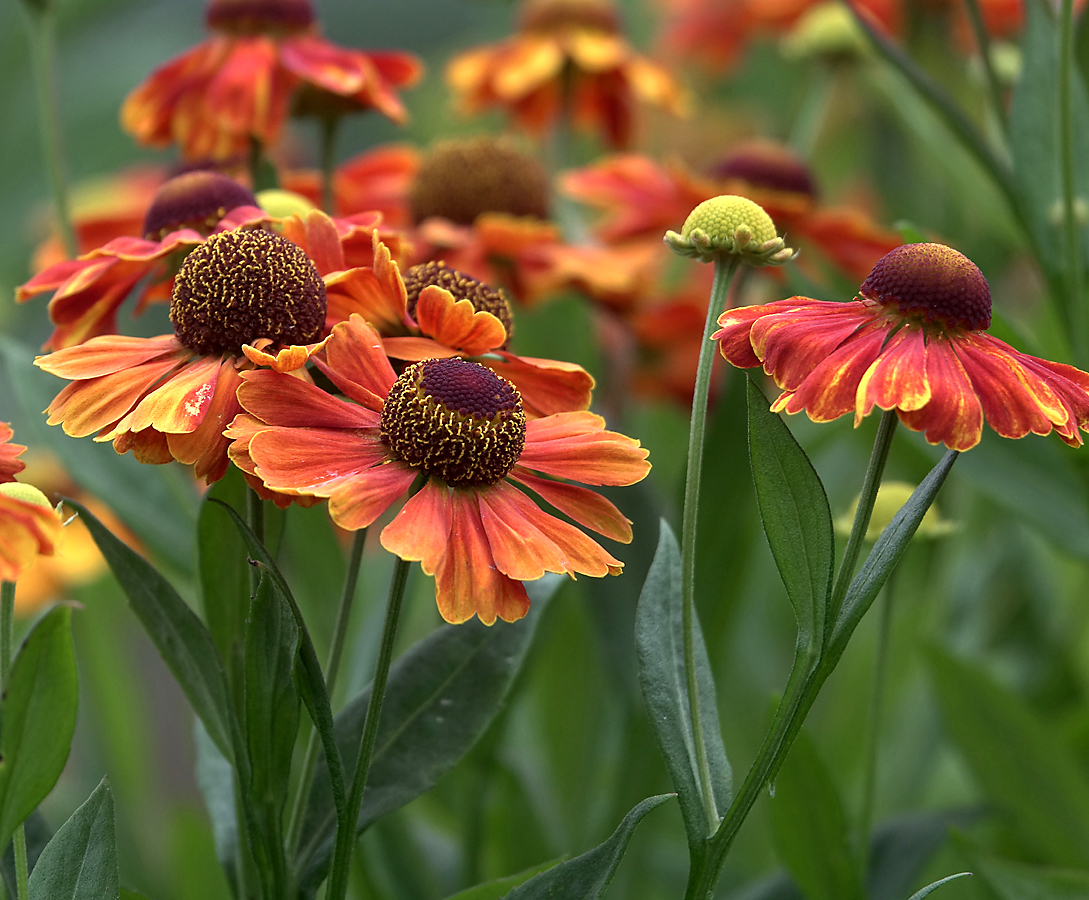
[170,229,326,355]
[709,142,817,199]
[409,137,550,226]
[205,0,314,33]
[681,195,779,245]
[519,0,620,34]
[403,262,514,348]
[860,242,991,331]
[143,171,257,241]
[381,358,526,487]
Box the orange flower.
[562,146,902,282]
[34,229,330,484]
[281,143,420,227]
[714,243,1089,451]
[121,0,422,161]
[323,225,594,417]
[18,171,267,350]
[447,0,688,148]
[228,315,650,624]
[0,429,62,584]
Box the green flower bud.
[664,195,797,266]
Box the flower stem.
[962,0,1008,131]
[1059,0,1087,365]
[789,63,836,160]
[246,488,266,598]
[320,117,341,215]
[684,411,901,900]
[25,7,76,259]
[681,255,742,837]
[325,555,411,900]
[857,568,898,874]
[285,529,368,857]
[1,582,29,900]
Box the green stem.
[681,255,742,837]
[858,568,898,872]
[246,488,266,598]
[789,64,837,160]
[1060,0,1087,364]
[319,117,341,215]
[962,0,1008,131]
[684,411,901,900]
[325,556,411,900]
[1,584,29,900]
[25,8,76,259]
[285,529,368,857]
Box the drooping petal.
[477,482,569,581]
[167,357,244,482]
[237,368,379,429]
[486,353,594,417]
[313,315,398,409]
[0,425,26,484]
[520,411,651,485]
[278,34,368,95]
[114,353,224,435]
[896,336,983,451]
[248,426,390,496]
[510,469,632,542]
[516,499,624,576]
[328,461,417,531]
[855,325,931,424]
[35,334,183,379]
[380,478,452,575]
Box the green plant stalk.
[1,582,29,900]
[963,0,1009,130]
[857,568,899,871]
[325,555,411,900]
[1059,0,1087,364]
[26,8,76,259]
[681,255,742,837]
[247,488,266,599]
[320,117,341,215]
[285,529,368,856]
[789,63,837,160]
[684,411,900,900]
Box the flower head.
[34,229,328,484]
[665,195,796,265]
[121,0,421,160]
[714,242,1089,451]
[834,481,955,540]
[227,315,650,624]
[0,430,62,584]
[446,0,688,148]
[18,171,266,350]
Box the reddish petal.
[328,461,416,531]
[203,37,281,138]
[313,315,398,409]
[238,368,379,429]
[36,334,182,379]
[510,469,632,542]
[516,500,624,576]
[381,336,459,362]
[248,427,390,495]
[381,479,453,574]
[897,336,982,451]
[855,325,931,424]
[119,353,224,435]
[477,482,569,581]
[279,34,367,95]
[520,412,651,485]
[486,353,594,417]
[167,358,243,483]
[112,427,175,465]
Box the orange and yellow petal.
[312,315,399,410]
[327,462,418,531]
[485,353,594,417]
[510,468,632,542]
[237,367,379,429]
[854,325,931,424]
[414,285,507,356]
[0,493,63,583]
[247,426,391,497]
[166,358,245,483]
[0,426,27,484]
[519,411,651,485]
[896,336,983,451]
[108,353,224,437]
[380,479,454,575]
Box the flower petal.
[477,482,569,580]
[486,353,594,417]
[510,469,632,542]
[248,426,390,495]
[313,315,398,409]
[520,411,651,485]
[328,461,417,531]
[415,285,506,355]
[896,336,982,450]
[238,368,379,429]
[854,325,931,424]
[380,478,453,574]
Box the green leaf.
[960,843,1089,900]
[832,451,957,652]
[0,606,78,849]
[68,500,237,763]
[0,336,197,574]
[295,579,557,896]
[244,569,300,892]
[120,892,152,900]
[440,858,563,900]
[928,648,1089,868]
[769,729,864,900]
[28,778,118,900]
[503,795,672,899]
[746,377,833,651]
[868,809,981,900]
[197,468,251,665]
[906,873,972,900]
[635,520,731,847]
[194,721,238,893]
[1009,0,1089,287]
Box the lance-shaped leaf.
[636,520,731,848]
[905,873,971,900]
[0,606,78,849]
[295,579,557,896]
[69,500,236,763]
[504,795,673,899]
[747,377,833,652]
[28,778,118,900]
[198,469,251,664]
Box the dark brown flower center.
[402,262,514,349]
[860,242,991,331]
[709,142,818,199]
[170,229,326,355]
[519,0,620,33]
[143,171,257,241]
[409,137,550,227]
[381,358,526,487]
[205,0,314,33]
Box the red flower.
[121,0,421,160]
[228,315,650,624]
[714,243,1089,450]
